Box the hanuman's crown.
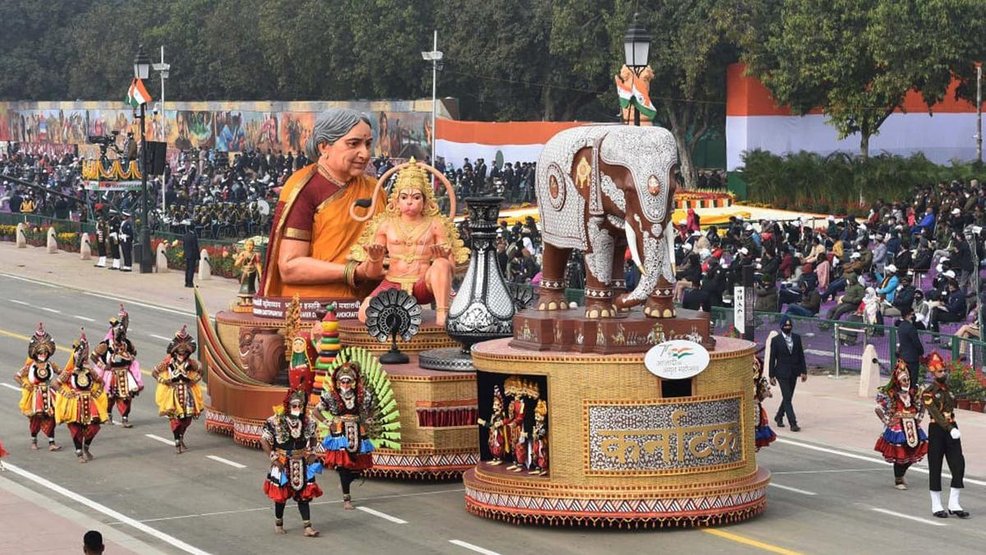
[386,157,440,217]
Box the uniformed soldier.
[119,212,134,272]
[108,212,121,270]
[921,354,969,519]
[94,216,108,268]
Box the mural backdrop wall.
[0,99,439,161]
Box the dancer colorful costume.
[152,325,204,453]
[55,330,108,463]
[874,360,928,489]
[261,387,324,537]
[317,348,400,510]
[14,323,62,451]
[91,307,142,427]
[753,355,776,450]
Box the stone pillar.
[15,223,26,248]
[198,248,211,280]
[156,243,169,273]
[80,232,92,260]
[46,227,57,254]
[858,344,881,398]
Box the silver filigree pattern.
[598,126,677,225]
[600,174,626,214]
[587,397,743,473]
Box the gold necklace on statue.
[395,218,430,248]
[317,164,350,188]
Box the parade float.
[196,157,489,479]
[462,124,769,527]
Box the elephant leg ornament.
[537,245,571,311]
[611,235,630,313]
[644,276,676,318]
[584,216,616,319]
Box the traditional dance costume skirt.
[19,384,56,417]
[755,406,776,449]
[322,434,375,470]
[155,381,204,419]
[874,427,928,464]
[263,453,324,503]
[54,389,108,425]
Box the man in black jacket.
[769,315,808,431]
[896,306,924,386]
[183,228,199,288]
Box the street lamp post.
[421,31,443,164]
[623,13,651,127]
[153,46,171,213]
[976,62,982,163]
[134,45,153,274]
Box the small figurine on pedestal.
[234,238,263,306]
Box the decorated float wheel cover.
[365,289,422,342]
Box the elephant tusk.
[625,224,646,276]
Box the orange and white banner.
[435,119,588,168]
[726,63,982,170]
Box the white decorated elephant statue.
[535,125,678,319]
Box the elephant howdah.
[535,125,678,319]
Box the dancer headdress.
[28,322,55,360]
[166,325,197,356]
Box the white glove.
[950,428,961,440]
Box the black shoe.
[790,424,802,432]
[949,509,970,519]
[774,417,785,428]
[933,510,949,518]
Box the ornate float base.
[466,336,767,528]
[463,465,770,528]
[511,308,714,353]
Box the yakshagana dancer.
[152,325,204,454]
[91,306,142,428]
[753,354,776,451]
[15,323,62,451]
[261,386,324,537]
[318,361,376,511]
[874,360,928,490]
[55,330,108,463]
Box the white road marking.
[357,506,408,524]
[145,433,175,446]
[150,334,174,342]
[0,273,58,287]
[776,438,986,487]
[138,488,466,523]
[772,468,884,475]
[40,307,61,314]
[2,462,212,554]
[870,507,947,526]
[9,299,30,305]
[206,455,246,469]
[769,483,817,496]
[74,315,96,322]
[84,291,195,317]
[450,540,501,555]
[1,383,21,392]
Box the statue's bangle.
[345,260,359,288]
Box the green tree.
[735,0,986,159]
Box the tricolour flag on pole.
[126,78,152,107]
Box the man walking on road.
[183,227,199,288]
[769,315,807,432]
[896,306,924,386]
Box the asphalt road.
[0,274,984,555]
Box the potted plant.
[964,378,986,413]
[946,360,973,410]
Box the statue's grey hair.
[304,108,372,160]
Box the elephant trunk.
[615,220,663,308]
